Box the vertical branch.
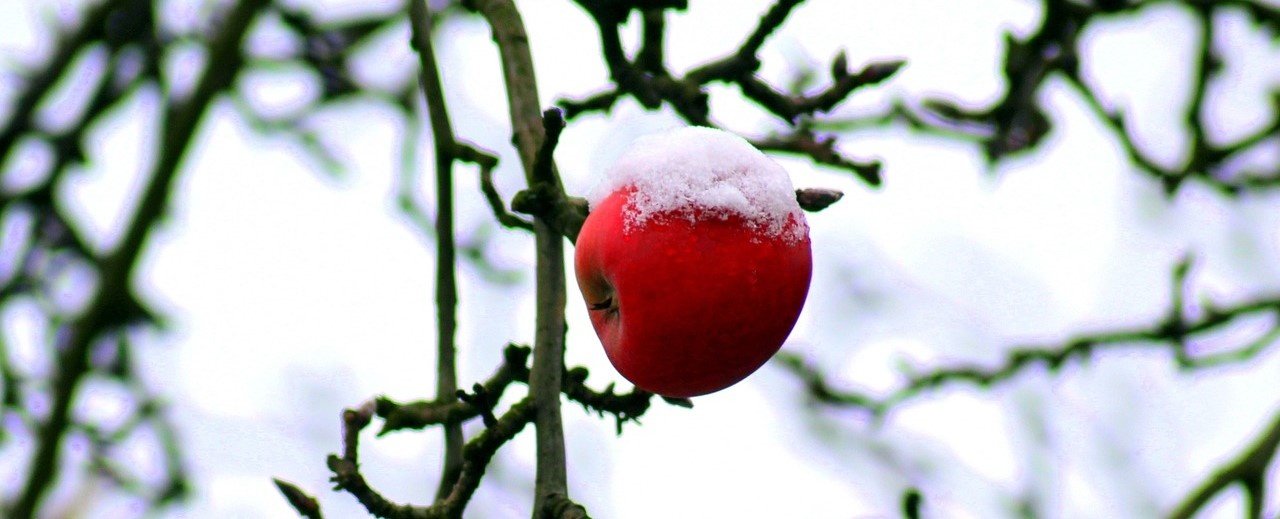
[523,234,572,516]
[528,110,572,517]
[635,9,666,73]
[407,0,463,499]
[468,0,574,515]
[7,0,267,517]
[1182,3,1214,185]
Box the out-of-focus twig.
[778,259,1280,417]
[7,1,269,517]
[1169,408,1280,519]
[906,0,1280,195]
[406,0,466,499]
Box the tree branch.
[375,344,531,435]
[1169,408,1280,519]
[407,0,465,499]
[778,260,1280,417]
[8,1,268,516]
[328,398,537,519]
[561,0,900,187]
[510,110,588,241]
[754,131,881,185]
[465,1,580,515]
[455,143,533,231]
[0,0,130,161]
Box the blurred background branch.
[826,0,1280,196]
[1170,407,1280,519]
[776,258,1280,415]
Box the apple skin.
[574,188,812,398]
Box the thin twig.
[1169,408,1280,519]
[561,0,901,187]
[0,0,130,159]
[778,281,1280,417]
[375,344,531,435]
[754,131,881,185]
[407,0,464,499]
[377,343,688,437]
[455,143,533,231]
[328,398,537,519]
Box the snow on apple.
[575,126,813,398]
[590,126,808,242]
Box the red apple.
[573,127,812,397]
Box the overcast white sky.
[3,0,1280,517]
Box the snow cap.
[592,126,807,241]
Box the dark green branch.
[1169,408,1280,519]
[407,0,464,499]
[0,0,129,161]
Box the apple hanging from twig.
[574,127,813,397]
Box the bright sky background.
[3,0,1280,517]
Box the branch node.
[456,383,499,428]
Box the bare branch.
[754,131,881,186]
[560,0,900,187]
[0,0,130,160]
[8,1,269,516]
[435,398,538,518]
[375,344,531,435]
[407,0,465,499]
[510,110,588,241]
[327,402,434,519]
[1169,408,1280,519]
[685,0,806,83]
[778,260,1280,417]
[454,143,533,231]
[328,397,537,519]
[465,2,578,515]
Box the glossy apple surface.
[574,188,812,397]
